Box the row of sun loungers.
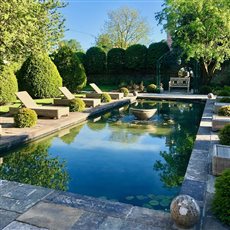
[9,84,124,119]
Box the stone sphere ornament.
[207,93,214,99]
[170,195,200,229]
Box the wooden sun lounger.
[54,87,101,107]
[86,83,124,100]
[9,91,69,119]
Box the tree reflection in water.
[0,140,69,191]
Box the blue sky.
[60,0,166,51]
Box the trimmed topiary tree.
[218,106,230,117]
[219,124,230,145]
[146,84,160,93]
[52,46,87,92]
[147,41,170,72]
[17,53,62,98]
[125,44,147,72]
[14,108,37,128]
[212,168,230,226]
[0,65,18,105]
[107,48,125,74]
[69,98,85,112]
[85,47,106,74]
[120,87,129,96]
[101,93,111,103]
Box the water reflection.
[0,140,69,191]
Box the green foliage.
[146,84,160,93]
[52,46,87,91]
[14,108,37,128]
[60,124,84,144]
[218,106,230,117]
[147,41,169,72]
[0,140,68,191]
[58,39,83,52]
[212,168,230,226]
[157,0,230,82]
[101,93,112,103]
[0,0,66,63]
[69,98,85,112]
[199,86,213,94]
[125,44,147,72]
[95,33,114,52]
[120,87,129,97]
[0,65,18,105]
[219,124,230,145]
[217,86,230,96]
[85,47,106,74]
[107,48,125,74]
[76,52,86,67]
[219,97,230,103]
[17,53,62,98]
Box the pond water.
[0,100,204,211]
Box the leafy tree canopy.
[102,6,150,49]
[58,39,83,52]
[95,33,114,53]
[0,0,66,63]
[156,0,230,82]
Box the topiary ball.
[146,84,160,93]
[69,98,85,112]
[212,168,230,226]
[219,124,230,145]
[14,108,37,128]
[101,93,112,103]
[218,106,230,117]
[120,87,129,97]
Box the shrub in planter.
[146,84,160,93]
[219,97,230,103]
[101,93,111,103]
[212,168,230,226]
[14,108,37,128]
[218,106,230,117]
[69,98,85,112]
[120,87,129,97]
[219,124,230,145]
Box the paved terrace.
[0,94,228,229]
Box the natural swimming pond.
[0,100,204,211]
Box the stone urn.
[130,108,157,120]
[170,195,200,229]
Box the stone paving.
[0,179,173,230]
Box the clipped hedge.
[212,168,230,226]
[69,98,85,112]
[17,53,62,98]
[146,84,160,93]
[0,65,18,105]
[85,47,106,74]
[14,108,37,128]
[125,44,147,72]
[218,106,230,117]
[101,93,111,103]
[120,87,129,97]
[53,46,87,92]
[219,97,230,103]
[107,48,125,74]
[219,124,230,145]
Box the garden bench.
[168,77,190,93]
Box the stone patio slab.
[17,201,84,230]
[3,221,48,230]
[0,209,19,229]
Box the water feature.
[0,100,204,211]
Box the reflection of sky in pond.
[2,100,204,211]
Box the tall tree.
[59,39,83,52]
[95,33,113,53]
[156,0,230,83]
[0,0,66,63]
[102,7,150,49]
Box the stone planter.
[130,108,157,120]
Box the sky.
[60,0,166,51]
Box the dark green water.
[0,100,204,211]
